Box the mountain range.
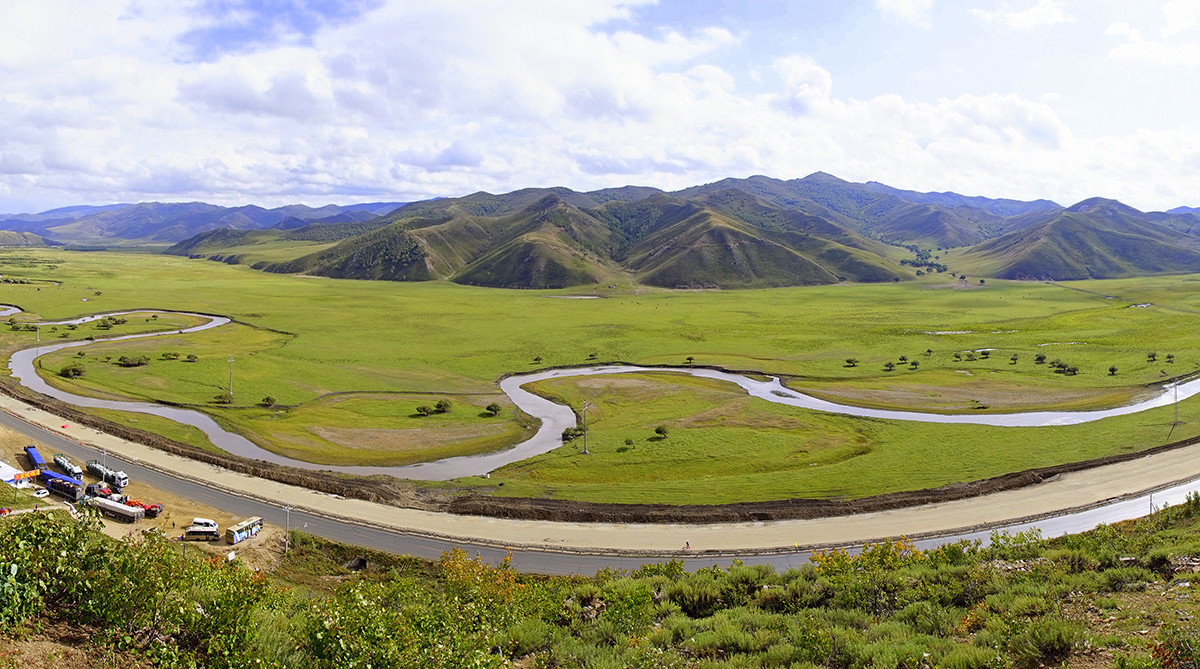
[0,201,404,245]
[8,173,1200,289]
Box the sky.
[1,0,1199,213]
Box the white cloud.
[1163,0,1200,35]
[874,0,934,28]
[2,0,1200,214]
[972,1,1073,31]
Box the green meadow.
[2,249,1200,501]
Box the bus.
[225,516,263,544]
[182,525,221,542]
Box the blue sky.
[1,0,1199,213]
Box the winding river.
[7,307,1200,481]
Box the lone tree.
[259,396,277,407]
[1010,354,1019,364]
[185,354,198,362]
[485,402,502,416]
[686,356,695,364]
[59,362,85,379]
[925,349,933,357]
[883,362,896,372]
[533,356,542,364]
[1035,353,1047,364]
[1148,352,1158,362]
[1109,365,1118,376]
[1167,354,1175,364]
[654,425,670,438]
[213,392,233,404]
[435,399,453,413]
[845,358,859,367]
[909,360,919,370]
[898,355,908,363]
[116,355,150,367]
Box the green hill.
[0,231,46,247]
[958,198,1200,280]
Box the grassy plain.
[469,372,1200,504]
[2,249,1200,500]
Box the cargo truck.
[87,496,144,523]
[52,453,83,478]
[23,444,46,469]
[86,459,129,488]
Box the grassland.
[463,372,1200,504]
[3,249,1200,502]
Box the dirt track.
[6,383,1200,553]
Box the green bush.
[494,617,554,658]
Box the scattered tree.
[561,426,583,441]
[435,399,453,413]
[1109,365,1118,376]
[587,352,597,360]
[1148,352,1158,362]
[59,362,85,379]
[1035,353,1047,364]
[160,351,180,360]
[1167,354,1175,364]
[485,402,502,416]
[259,396,277,407]
[185,354,198,362]
[1065,365,1079,376]
[116,355,149,367]
[979,350,990,359]
[952,352,962,361]
[533,356,542,365]
[75,350,86,358]
[845,358,859,367]
[898,355,908,363]
[883,362,896,372]
[213,392,233,404]
[686,356,695,364]
[416,405,433,416]
[1010,354,1019,364]
[624,438,634,446]
[925,349,933,357]
[909,360,919,370]
[979,279,985,284]
[654,425,670,438]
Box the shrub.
[494,618,554,658]
[116,354,149,367]
[59,362,86,378]
[1008,618,1082,667]
[416,405,433,416]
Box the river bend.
[7,307,1200,481]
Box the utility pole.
[582,401,591,455]
[284,504,292,554]
[227,354,234,396]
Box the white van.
[191,517,218,530]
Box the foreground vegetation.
[13,500,1200,666]
[5,250,1200,501]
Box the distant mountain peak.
[1066,197,1140,214]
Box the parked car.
[33,488,49,498]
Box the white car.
[33,488,50,498]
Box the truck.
[52,453,83,478]
[44,475,84,502]
[39,470,85,502]
[86,459,129,488]
[87,496,144,523]
[126,499,164,518]
[23,444,46,470]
